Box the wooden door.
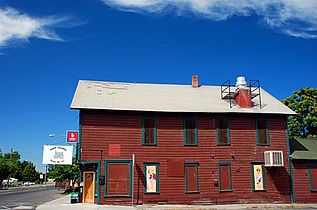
[83,171,95,203]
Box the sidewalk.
[36,195,134,210]
[36,195,317,210]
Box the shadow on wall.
[136,163,145,205]
[267,167,290,196]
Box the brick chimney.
[234,76,251,108]
[192,74,199,88]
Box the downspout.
[286,119,295,203]
[131,154,135,206]
[97,161,101,205]
[78,111,83,186]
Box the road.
[0,185,64,210]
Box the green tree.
[0,155,9,183]
[48,162,79,186]
[21,163,39,182]
[282,87,317,138]
[0,150,40,185]
[0,151,20,184]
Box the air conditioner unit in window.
[264,151,284,167]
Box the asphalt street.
[0,185,64,210]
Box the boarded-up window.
[167,159,184,177]
[185,163,199,193]
[309,165,317,192]
[251,163,266,191]
[143,117,157,145]
[217,118,230,145]
[144,163,159,193]
[184,118,197,145]
[106,162,131,196]
[218,162,232,191]
[257,119,269,145]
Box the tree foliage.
[21,162,39,182]
[0,150,39,184]
[0,155,10,182]
[48,161,79,184]
[282,87,317,138]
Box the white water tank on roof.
[236,76,247,89]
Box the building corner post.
[286,119,295,203]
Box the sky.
[0,0,316,172]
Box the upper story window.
[216,118,230,145]
[183,118,198,146]
[256,119,270,145]
[142,117,157,145]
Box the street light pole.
[48,133,65,138]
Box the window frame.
[216,117,231,146]
[308,164,317,192]
[142,116,157,146]
[256,118,270,146]
[251,162,267,192]
[183,117,198,146]
[103,160,132,197]
[184,162,199,193]
[218,162,233,192]
[144,162,160,194]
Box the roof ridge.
[79,79,222,87]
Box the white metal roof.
[70,80,296,115]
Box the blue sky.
[0,0,316,172]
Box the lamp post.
[46,133,66,186]
[48,133,65,138]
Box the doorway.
[83,171,95,203]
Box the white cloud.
[0,7,73,47]
[102,0,317,39]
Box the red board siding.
[80,110,291,205]
[167,159,184,177]
[292,161,317,203]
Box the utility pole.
[7,148,13,189]
[44,165,47,186]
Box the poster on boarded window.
[253,164,264,190]
[146,165,157,192]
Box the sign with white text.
[42,145,73,165]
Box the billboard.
[66,131,79,143]
[42,145,73,165]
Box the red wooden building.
[70,76,296,205]
[290,138,317,203]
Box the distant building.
[70,76,296,205]
[290,137,317,203]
